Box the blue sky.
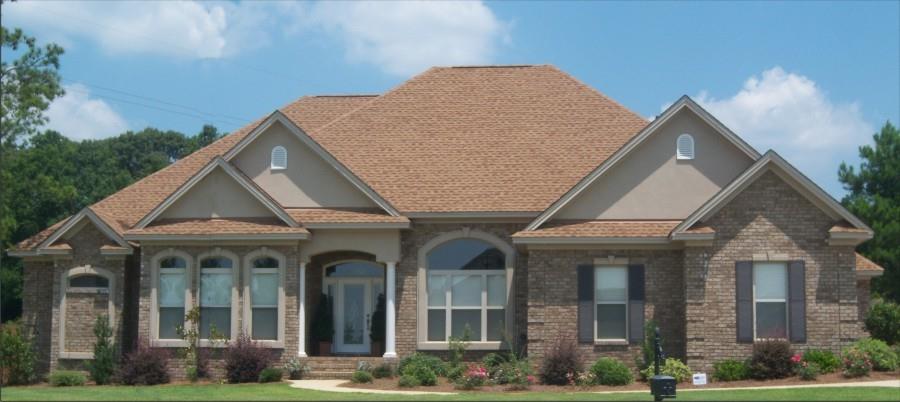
[3,1,898,197]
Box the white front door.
[334,279,372,354]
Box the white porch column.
[384,261,398,358]
[298,261,307,357]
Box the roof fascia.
[134,157,299,229]
[512,237,671,245]
[124,233,310,241]
[37,208,132,251]
[222,112,402,217]
[302,222,411,229]
[525,96,762,231]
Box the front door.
[334,279,373,354]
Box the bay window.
[754,262,788,339]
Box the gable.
[556,107,755,220]
[231,120,379,209]
[159,167,276,220]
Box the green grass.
[1,383,898,401]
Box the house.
[10,65,883,378]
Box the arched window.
[69,274,110,289]
[247,254,281,341]
[425,238,508,343]
[676,134,694,160]
[157,255,188,340]
[200,255,235,339]
[271,146,287,170]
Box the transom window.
[754,262,788,339]
[426,239,507,342]
[249,257,279,341]
[595,266,628,340]
[69,274,109,288]
[200,256,234,339]
[271,146,287,170]
[157,256,187,340]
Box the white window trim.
[270,145,287,170]
[416,229,515,350]
[593,265,629,343]
[59,265,116,359]
[676,133,695,160]
[242,248,286,348]
[198,248,240,347]
[752,261,790,341]
[426,270,506,343]
[150,249,193,348]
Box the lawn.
[1,383,898,401]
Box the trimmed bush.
[258,368,283,383]
[87,315,116,385]
[749,340,793,379]
[398,374,420,388]
[398,352,446,377]
[482,352,509,381]
[712,359,750,382]
[49,370,86,386]
[371,363,394,379]
[539,338,580,385]
[865,300,900,345]
[117,345,170,385]
[796,362,820,381]
[402,361,437,386]
[0,323,36,385]
[589,357,633,386]
[351,370,374,384]
[842,347,872,378]
[454,364,488,390]
[851,338,898,371]
[802,349,840,374]
[639,358,691,383]
[224,334,272,383]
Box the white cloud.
[692,67,873,195]
[304,1,509,75]
[45,84,129,140]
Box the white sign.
[692,373,707,386]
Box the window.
[754,262,788,339]
[426,239,507,342]
[249,257,279,341]
[595,266,627,340]
[200,256,234,339]
[271,146,287,170]
[69,274,109,288]
[676,134,694,160]
[158,256,187,340]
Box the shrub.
[454,364,488,390]
[589,357,633,386]
[398,352,447,377]
[802,349,840,374]
[842,347,872,378]
[865,300,900,345]
[482,352,510,381]
[539,337,581,385]
[285,358,309,380]
[749,340,793,379]
[712,359,750,382]
[87,315,116,385]
[371,363,394,379]
[0,323,36,385]
[259,368,283,383]
[637,320,658,371]
[117,345,170,385]
[402,361,437,386]
[639,358,692,383]
[351,370,374,384]
[574,371,597,386]
[398,374,420,388]
[796,362,820,381]
[49,370,86,386]
[851,338,898,371]
[498,360,536,390]
[224,334,272,383]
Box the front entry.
[324,261,384,355]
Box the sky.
[2,1,898,197]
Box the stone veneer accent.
[683,171,862,371]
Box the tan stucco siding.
[232,122,377,208]
[160,168,275,219]
[300,229,401,262]
[557,109,754,220]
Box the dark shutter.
[628,264,646,344]
[788,261,807,343]
[736,261,754,343]
[577,264,594,343]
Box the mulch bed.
[340,371,899,393]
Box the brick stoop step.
[304,356,387,379]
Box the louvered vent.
[271,146,287,169]
[676,134,694,160]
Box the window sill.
[594,339,629,346]
[59,351,93,359]
[151,339,189,348]
[417,341,506,351]
[253,340,285,349]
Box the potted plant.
[370,293,386,356]
[311,294,334,356]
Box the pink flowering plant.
[841,347,873,378]
[455,364,489,390]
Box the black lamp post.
[649,327,676,401]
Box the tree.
[87,315,116,385]
[839,121,900,302]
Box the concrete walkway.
[593,379,900,394]
[289,380,457,395]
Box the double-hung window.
[200,257,233,339]
[158,257,187,340]
[594,266,628,341]
[426,238,507,342]
[754,262,788,339]
[250,257,279,341]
